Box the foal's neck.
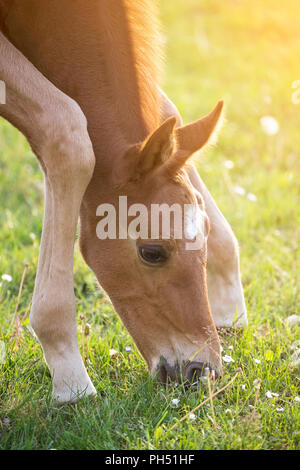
[3,0,161,166]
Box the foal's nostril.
[186,361,207,382]
[157,358,217,384]
[157,363,167,383]
[157,358,178,383]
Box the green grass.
[0,0,299,450]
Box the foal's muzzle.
[157,358,217,384]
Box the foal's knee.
[30,293,76,343]
[32,96,95,183]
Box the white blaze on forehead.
[184,204,204,240]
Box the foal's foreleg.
[0,33,96,402]
[159,89,247,327]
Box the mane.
[122,0,163,133]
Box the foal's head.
[80,102,224,383]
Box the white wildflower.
[286,315,300,327]
[254,358,261,364]
[240,384,246,390]
[265,391,279,399]
[125,346,132,352]
[109,349,119,358]
[291,349,300,367]
[188,413,196,422]
[222,355,235,363]
[1,274,12,282]
[276,408,284,412]
[247,193,258,202]
[225,409,232,415]
[223,160,234,169]
[260,116,279,136]
[234,185,246,196]
[170,398,180,408]
[294,397,300,402]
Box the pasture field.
[0,0,299,450]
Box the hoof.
[52,379,97,405]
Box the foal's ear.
[139,116,177,172]
[113,116,177,185]
[167,101,224,173]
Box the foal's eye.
[138,245,169,265]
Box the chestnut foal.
[0,0,247,403]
